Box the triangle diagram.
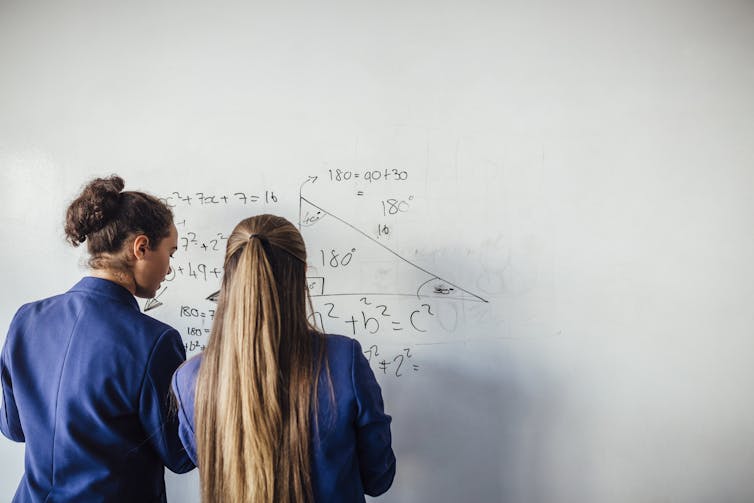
[299,196,487,303]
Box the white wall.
[1,1,753,501]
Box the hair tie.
[247,232,305,263]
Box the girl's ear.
[132,234,150,260]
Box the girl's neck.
[90,269,136,295]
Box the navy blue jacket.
[172,334,396,502]
[0,277,194,502]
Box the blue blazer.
[172,333,396,502]
[0,277,194,503]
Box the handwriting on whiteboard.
[146,171,490,377]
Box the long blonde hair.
[194,214,326,502]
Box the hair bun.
[64,175,125,246]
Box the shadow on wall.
[380,351,564,503]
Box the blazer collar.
[68,277,140,312]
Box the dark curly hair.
[64,175,173,270]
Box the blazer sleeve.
[170,368,198,466]
[139,329,195,474]
[1,310,26,442]
[352,339,396,496]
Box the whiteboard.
[1,1,753,502]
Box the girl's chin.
[135,286,159,299]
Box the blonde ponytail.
[195,215,325,502]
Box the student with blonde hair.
[172,214,395,502]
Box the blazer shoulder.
[13,293,67,316]
[322,334,365,379]
[135,311,178,336]
[5,295,65,334]
[323,333,360,351]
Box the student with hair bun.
[171,214,396,503]
[0,175,194,502]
